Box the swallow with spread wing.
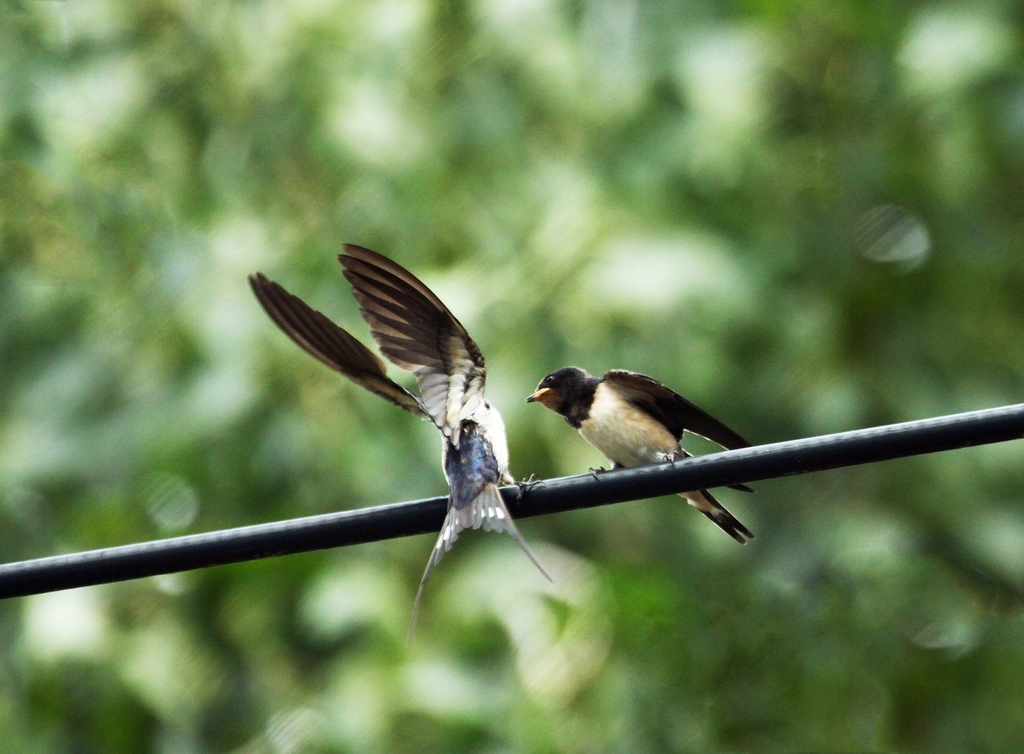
[250,246,549,634]
[527,366,755,543]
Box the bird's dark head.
[526,366,595,417]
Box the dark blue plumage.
[338,246,550,639]
[251,248,551,641]
[445,423,500,511]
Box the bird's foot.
[516,475,545,503]
[588,466,608,481]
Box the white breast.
[578,383,678,467]
[474,402,511,479]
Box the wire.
[2,402,1023,599]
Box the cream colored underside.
[578,384,678,467]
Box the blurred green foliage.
[3,0,1024,751]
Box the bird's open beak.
[526,387,550,404]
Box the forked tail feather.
[678,489,754,544]
[408,484,551,642]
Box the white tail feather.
[407,484,551,642]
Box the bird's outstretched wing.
[340,245,486,444]
[249,272,428,418]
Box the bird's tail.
[677,490,754,544]
[408,483,551,642]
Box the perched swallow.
[527,367,755,543]
[250,247,550,635]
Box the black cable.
[1,402,1023,599]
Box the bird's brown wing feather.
[603,369,754,493]
[603,370,750,448]
[249,272,428,418]
[339,245,486,441]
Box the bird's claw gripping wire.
[515,474,545,504]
